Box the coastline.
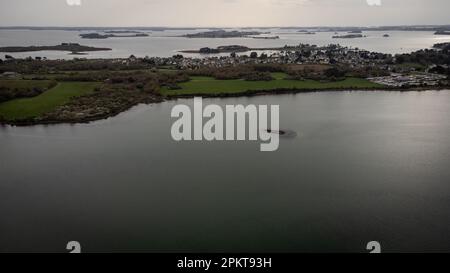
[0,96,162,127]
[2,86,449,127]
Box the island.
[298,31,316,35]
[332,34,365,39]
[0,43,112,53]
[181,43,384,54]
[80,33,149,39]
[435,30,450,35]
[183,30,267,38]
[181,45,251,54]
[252,36,280,40]
[104,30,148,34]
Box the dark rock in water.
[266,129,297,137]
[266,129,285,135]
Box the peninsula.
[0,43,112,53]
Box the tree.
[395,55,405,64]
[250,52,258,59]
[325,67,346,78]
[429,65,447,75]
[244,72,273,81]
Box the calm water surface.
[1,29,450,59]
[1,91,450,252]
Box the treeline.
[428,65,450,75]
[188,63,388,82]
[0,70,190,104]
[187,65,274,80]
[0,80,57,103]
[0,58,154,74]
[395,45,450,68]
[187,64,292,80]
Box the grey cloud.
[0,0,448,27]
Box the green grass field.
[160,73,384,96]
[0,82,98,120]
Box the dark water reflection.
[1,91,450,253]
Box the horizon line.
[1,24,450,29]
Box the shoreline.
[2,86,449,127]
[0,97,162,127]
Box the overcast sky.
[0,0,449,27]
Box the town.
[139,43,450,86]
[148,44,392,69]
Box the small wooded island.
[0,43,112,53]
[80,33,149,39]
[180,45,251,54]
[332,34,365,39]
[183,30,267,38]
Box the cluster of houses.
[136,44,390,70]
[368,73,447,87]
